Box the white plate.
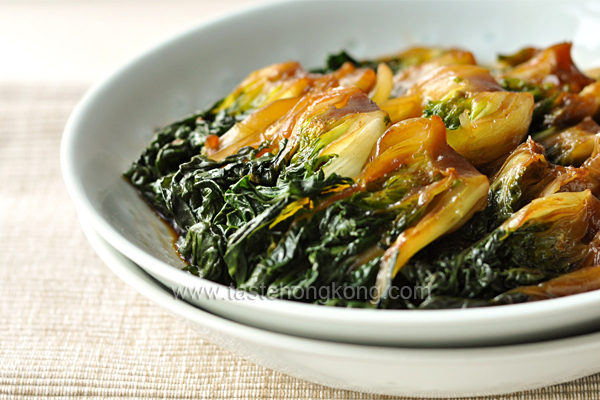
[80,217,600,398]
[62,0,600,347]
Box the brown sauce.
[122,175,189,265]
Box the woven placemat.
[1,83,600,399]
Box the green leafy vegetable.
[311,50,362,74]
[124,104,241,216]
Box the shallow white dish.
[80,217,600,398]
[62,0,600,347]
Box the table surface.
[3,1,600,399]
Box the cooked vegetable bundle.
[126,42,600,309]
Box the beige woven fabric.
[2,84,600,400]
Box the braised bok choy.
[126,42,600,309]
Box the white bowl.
[62,0,600,347]
[80,217,600,398]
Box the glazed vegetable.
[463,132,600,240]
[425,90,534,165]
[497,265,600,303]
[390,48,477,97]
[496,47,538,70]
[403,191,600,308]
[126,42,600,309]
[461,138,553,239]
[498,43,593,93]
[540,117,600,166]
[365,117,489,303]
[498,43,599,132]
[415,65,534,165]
